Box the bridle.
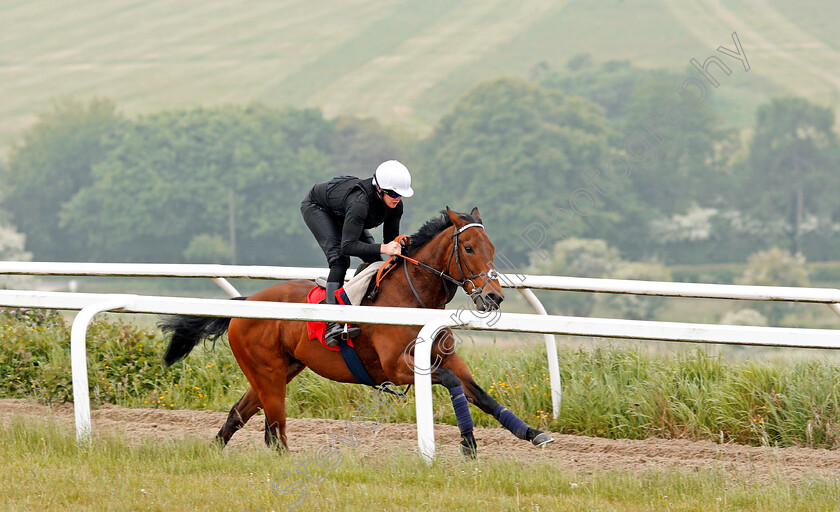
[393,222,499,309]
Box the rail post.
[517,288,562,419]
[70,296,134,442]
[413,317,469,463]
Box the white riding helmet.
[373,160,414,197]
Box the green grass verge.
[3,415,840,512]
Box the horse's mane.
[403,209,480,256]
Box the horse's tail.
[159,297,247,366]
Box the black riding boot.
[324,281,360,347]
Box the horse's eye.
[465,245,474,253]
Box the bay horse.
[160,207,554,457]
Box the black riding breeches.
[301,195,380,284]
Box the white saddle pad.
[343,261,386,306]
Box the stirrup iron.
[340,323,361,340]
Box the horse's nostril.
[485,293,503,308]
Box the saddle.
[305,262,385,350]
[305,265,386,387]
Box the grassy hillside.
[2,0,838,148]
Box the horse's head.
[445,206,504,312]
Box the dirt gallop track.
[3,398,839,482]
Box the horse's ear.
[470,207,481,222]
[445,206,462,226]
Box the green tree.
[744,97,838,255]
[183,234,231,264]
[620,78,729,218]
[413,77,625,265]
[59,105,335,264]
[332,116,404,172]
[540,60,678,121]
[2,98,123,260]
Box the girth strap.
[336,339,410,398]
[337,338,377,387]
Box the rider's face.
[378,188,402,208]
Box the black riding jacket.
[309,176,403,260]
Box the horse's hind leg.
[443,354,554,448]
[257,355,307,451]
[260,381,289,450]
[216,386,262,447]
[216,359,306,449]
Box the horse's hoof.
[459,440,477,459]
[531,432,555,447]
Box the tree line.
[1,60,838,268]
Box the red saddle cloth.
[305,286,356,352]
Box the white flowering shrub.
[650,203,718,243]
[0,222,33,289]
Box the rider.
[300,160,414,347]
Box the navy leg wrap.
[493,405,529,440]
[449,386,474,436]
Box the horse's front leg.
[431,366,478,458]
[442,354,555,448]
[375,328,479,457]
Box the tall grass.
[3,308,840,449]
[4,416,840,512]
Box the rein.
[370,222,498,308]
